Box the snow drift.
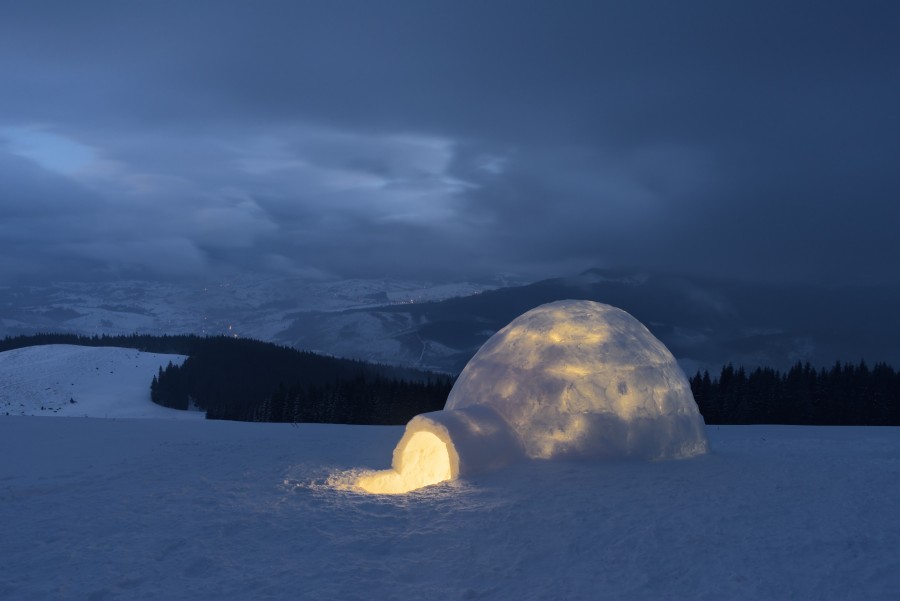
[358,300,708,494]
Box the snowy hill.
[0,418,897,600]
[0,345,199,419]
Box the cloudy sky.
[2,1,898,286]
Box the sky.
[1,1,898,287]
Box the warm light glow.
[546,363,593,378]
[445,300,709,461]
[357,431,453,494]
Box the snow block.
[357,300,708,494]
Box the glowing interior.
[357,431,453,494]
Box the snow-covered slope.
[1,418,897,600]
[0,345,198,419]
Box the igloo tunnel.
[356,300,709,494]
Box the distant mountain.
[0,275,507,342]
[275,269,900,374]
[4,270,898,374]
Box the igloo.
[357,300,708,494]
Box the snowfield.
[1,345,898,600]
[1,420,898,600]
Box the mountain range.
[3,269,898,374]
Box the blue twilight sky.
[1,1,898,286]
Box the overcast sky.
[2,1,898,286]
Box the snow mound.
[358,300,708,494]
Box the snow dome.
[357,300,708,494]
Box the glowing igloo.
[357,300,708,494]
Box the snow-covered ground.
[1,419,897,600]
[1,345,898,600]
[0,345,197,419]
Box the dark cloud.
[1,1,898,285]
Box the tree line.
[150,338,452,424]
[2,333,453,424]
[690,361,900,425]
[1,332,227,355]
[4,333,900,426]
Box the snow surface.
[1,342,898,599]
[1,417,898,600]
[0,345,198,419]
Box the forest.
[690,361,900,426]
[150,344,453,424]
[3,333,899,426]
[1,333,453,424]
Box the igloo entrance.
[357,430,453,494]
